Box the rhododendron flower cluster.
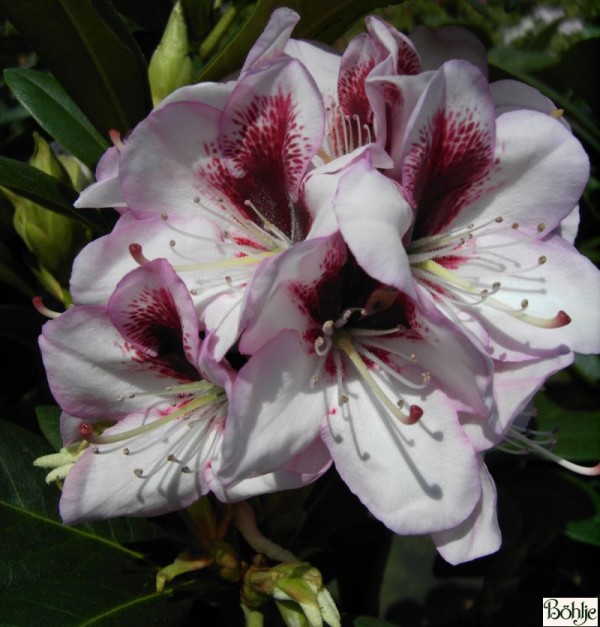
[38,8,600,565]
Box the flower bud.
[243,562,340,627]
[148,1,194,106]
[6,134,91,303]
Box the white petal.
[60,408,223,523]
[431,460,501,564]
[322,382,481,534]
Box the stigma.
[408,217,572,329]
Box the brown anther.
[538,256,547,265]
[134,468,144,477]
[123,448,130,455]
[511,222,519,230]
[495,216,504,223]
[537,223,546,232]
[181,466,192,473]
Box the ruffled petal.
[402,60,496,239]
[431,460,501,564]
[241,7,300,73]
[284,39,340,104]
[321,382,481,534]
[239,233,347,354]
[108,259,201,366]
[40,306,196,421]
[75,146,126,210]
[461,350,573,451]
[410,25,488,77]
[218,331,324,484]
[120,101,222,218]
[217,57,325,237]
[209,436,331,502]
[449,110,589,233]
[333,158,415,296]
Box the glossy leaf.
[4,68,108,168]
[0,155,105,233]
[0,0,152,137]
[35,405,63,451]
[198,0,404,82]
[0,418,195,626]
[535,394,600,461]
[562,475,600,547]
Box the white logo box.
[543,598,598,627]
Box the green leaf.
[489,47,559,74]
[198,0,404,82]
[35,405,63,451]
[4,69,108,168]
[534,394,600,462]
[0,419,194,626]
[563,475,600,547]
[0,0,152,137]
[0,155,105,233]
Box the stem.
[200,4,240,61]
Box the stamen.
[172,250,277,273]
[549,108,564,119]
[508,429,600,476]
[129,243,150,265]
[109,129,124,151]
[336,335,421,426]
[415,260,571,328]
[334,308,364,329]
[363,123,372,144]
[341,114,350,153]
[354,343,430,390]
[314,335,332,356]
[322,320,335,336]
[32,296,62,319]
[333,348,348,406]
[350,326,402,338]
[78,392,223,445]
[133,468,144,478]
[243,199,292,246]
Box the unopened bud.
[149,1,194,105]
[6,134,91,302]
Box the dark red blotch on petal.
[210,89,314,242]
[405,107,495,240]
